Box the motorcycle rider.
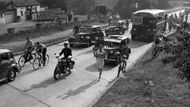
[35,42,47,66]
[59,43,73,70]
[24,37,34,63]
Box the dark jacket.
[59,48,72,58]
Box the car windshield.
[105,41,120,48]
[79,27,92,33]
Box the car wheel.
[7,68,17,82]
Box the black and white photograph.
[0,0,190,107]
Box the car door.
[0,53,10,79]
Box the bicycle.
[32,52,49,70]
[117,56,127,78]
[18,50,36,68]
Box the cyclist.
[59,43,72,69]
[35,42,47,66]
[119,40,131,72]
[24,37,34,63]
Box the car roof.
[133,9,165,16]
[104,35,127,43]
[0,49,11,54]
[82,25,100,28]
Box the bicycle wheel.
[122,61,127,73]
[18,55,25,68]
[117,64,122,78]
[32,58,40,70]
[29,53,36,64]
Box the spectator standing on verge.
[95,44,106,79]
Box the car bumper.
[69,41,88,45]
[105,57,117,62]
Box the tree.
[113,0,171,18]
[66,0,95,15]
[38,0,67,11]
[0,1,6,10]
[155,30,190,84]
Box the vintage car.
[68,25,105,47]
[93,35,129,64]
[105,26,125,36]
[0,49,20,82]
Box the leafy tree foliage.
[156,30,190,82]
[38,0,67,11]
[66,0,95,15]
[113,0,170,18]
[0,1,6,10]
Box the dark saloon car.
[68,25,105,47]
[103,35,129,64]
[0,49,20,82]
[105,26,125,36]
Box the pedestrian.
[109,15,113,26]
[95,44,106,79]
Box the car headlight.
[114,51,120,55]
[80,36,84,38]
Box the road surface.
[0,9,185,107]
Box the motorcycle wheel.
[54,67,61,80]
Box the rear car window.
[0,53,9,61]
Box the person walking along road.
[95,44,106,79]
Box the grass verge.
[93,49,190,107]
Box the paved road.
[0,9,186,107]
[0,25,151,107]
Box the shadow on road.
[74,50,93,58]
[55,79,99,100]
[0,81,8,87]
[23,77,59,92]
[129,40,149,49]
[85,63,115,72]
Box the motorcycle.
[53,54,75,80]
